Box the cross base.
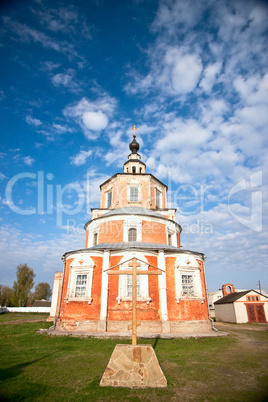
[100,344,167,388]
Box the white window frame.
[174,266,203,303]
[116,259,151,305]
[166,225,175,246]
[65,265,94,304]
[127,182,141,203]
[123,218,142,241]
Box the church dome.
[129,135,140,154]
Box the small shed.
[214,284,268,323]
[32,300,51,308]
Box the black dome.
[129,135,140,154]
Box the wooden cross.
[130,125,139,137]
[107,257,162,345]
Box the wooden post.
[107,257,162,345]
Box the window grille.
[75,274,87,297]
[156,189,161,208]
[181,274,194,296]
[126,274,141,297]
[107,190,112,207]
[128,228,137,241]
[130,187,139,202]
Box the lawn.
[0,314,267,401]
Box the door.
[246,304,266,323]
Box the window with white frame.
[156,188,162,208]
[107,190,112,207]
[174,267,203,302]
[130,186,139,202]
[65,264,94,304]
[116,260,151,304]
[123,219,142,242]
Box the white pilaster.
[99,251,110,330]
[158,251,168,322]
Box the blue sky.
[0,0,267,292]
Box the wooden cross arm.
[107,270,162,275]
[128,321,141,330]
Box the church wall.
[99,220,124,243]
[165,256,208,321]
[142,221,166,244]
[107,254,161,322]
[58,256,103,322]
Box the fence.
[0,307,51,313]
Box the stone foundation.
[100,344,167,388]
[56,318,212,334]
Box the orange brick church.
[50,132,212,335]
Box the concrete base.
[56,318,212,334]
[100,344,167,388]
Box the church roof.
[88,242,204,256]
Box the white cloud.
[51,69,80,92]
[64,96,116,140]
[82,111,108,131]
[199,62,222,93]
[26,115,42,127]
[71,150,92,166]
[23,156,35,166]
[165,48,203,94]
[3,16,78,58]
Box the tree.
[33,282,52,301]
[0,285,14,307]
[12,264,35,307]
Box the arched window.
[93,233,98,246]
[128,228,137,241]
[132,166,136,173]
[168,233,172,246]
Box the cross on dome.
[129,125,140,154]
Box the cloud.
[125,46,203,96]
[51,69,80,92]
[23,156,35,166]
[199,62,222,93]
[0,224,84,287]
[63,96,116,140]
[71,150,93,166]
[3,16,78,58]
[26,115,42,127]
[165,48,203,94]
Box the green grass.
[0,315,268,401]
[0,312,49,322]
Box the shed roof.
[213,290,267,304]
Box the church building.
[50,132,212,335]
